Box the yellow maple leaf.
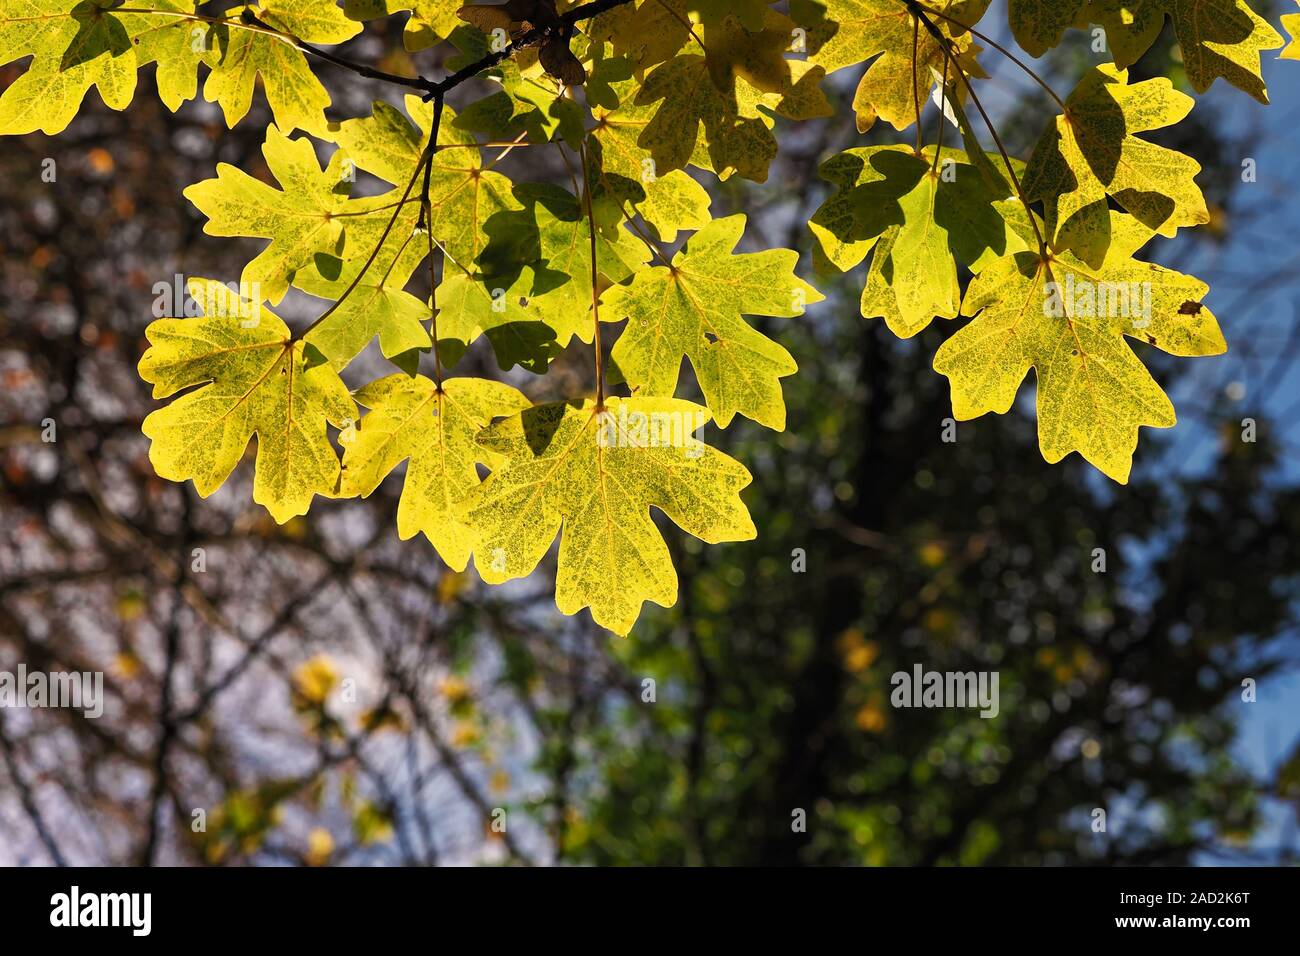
[1087,0,1283,103]
[791,0,988,132]
[462,396,756,635]
[933,212,1226,483]
[326,96,522,272]
[183,125,369,306]
[1023,64,1208,263]
[343,0,462,51]
[340,374,531,570]
[0,0,209,134]
[601,214,824,431]
[203,0,362,136]
[138,278,355,523]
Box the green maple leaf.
[327,96,522,273]
[433,267,562,373]
[859,152,1029,338]
[588,72,714,240]
[636,54,829,183]
[1086,0,1282,103]
[1008,0,1087,57]
[933,211,1226,484]
[343,0,461,51]
[297,215,433,368]
[462,396,757,635]
[479,182,650,346]
[0,0,209,135]
[203,1,362,136]
[601,214,824,431]
[631,8,831,183]
[138,278,355,523]
[810,145,1028,337]
[183,124,375,306]
[340,374,531,570]
[1023,64,1208,264]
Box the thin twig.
[577,137,606,408]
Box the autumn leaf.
[204,1,362,136]
[462,396,757,635]
[138,278,355,523]
[1023,64,1208,265]
[633,10,831,183]
[810,145,1028,336]
[1086,0,1282,103]
[340,374,531,570]
[601,214,824,431]
[933,212,1226,483]
[446,21,584,144]
[587,0,692,71]
[183,124,372,306]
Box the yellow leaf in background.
[463,396,757,635]
[440,675,471,702]
[340,375,531,571]
[112,652,143,680]
[293,655,339,705]
[115,588,146,621]
[934,212,1226,483]
[359,706,407,733]
[855,701,887,732]
[138,279,355,523]
[435,571,466,604]
[352,801,393,844]
[451,720,480,747]
[305,828,334,866]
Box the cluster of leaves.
[2,0,1297,634]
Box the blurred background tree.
[1,3,1298,865]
